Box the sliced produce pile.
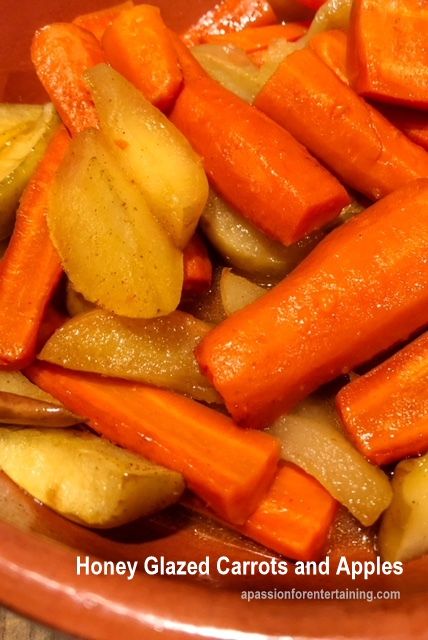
[1,0,428,566]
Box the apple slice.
[86,64,209,249]
[0,103,59,239]
[48,128,183,318]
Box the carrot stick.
[183,0,278,46]
[205,23,307,51]
[196,179,428,428]
[170,40,350,246]
[25,362,280,525]
[310,30,428,153]
[187,463,337,560]
[337,331,428,466]
[102,5,182,111]
[240,463,337,560]
[0,128,70,368]
[182,233,213,296]
[348,0,428,109]
[31,23,105,136]
[73,1,134,41]
[255,48,428,200]
[309,29,349,85]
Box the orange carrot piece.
[187,462,337,560]
[182,233,213,296]
[205,23,307,51]
[0,128,70,368]
[170,40,350,246]
[26,362,280,525]
[337,331,428,466]
[240,463,337,560]
[255,48,428,200]
[183,0,278,46]
[73,1,134,41]
[310,30,428,152]
[348,0,428,109]
[102,5,182,111]
[31,23,105,136]
[309,29,349,85]
[196,179,428,428]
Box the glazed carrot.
[187,463,337,560]
[182,0,278,46]
[337,331,428,466]
[310,30,428,152]
[102,5,182,111]
[26,362,280,525]
[197,180,428,428]
[73,1,134,41]
[170,40,350,246]
[348,0,428,109]
[31,23,105,136]
[182,233,213,296]
[0,128,70,368]
[309,29,349,85]
[240,463,337,560]
[255,48,428,200]
[205,23,307,51]
[379,107,428,154]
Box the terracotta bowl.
[0,1,427,638]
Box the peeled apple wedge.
[0,103,59,239]
[192,45,263,103]
[220,269,266,316]
[379,455,428,563]
[0,428,185,528]
[85,64,209,249]
[269,398,393,526]
[48,128,183,318]
[39,309,220,403]
[0,370,62,405]
[202,190,321,277]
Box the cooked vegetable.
[196,180,428,428]
[66,281,95,317]
[255,48,428,201]
[269,398,392,525]
[48,128,183,318]
[309,29,349,84]
[0,127,69,368]
[379,455,428,563]
[337,331,428,466]
[0,370,64,405]
[305,0,351,39]
[220,269,265,316]
[0,392,80,427]
[327,508,377,563]
[297,0,325,8]
[348,0,428,109]
[73,1,134,41]
[0,428,184,528]
[86,64,208,249]
[201,190,322,276]
[182,233,212,296]
[191,44,263,103]
[171,39,350,246]
[102,4,182,111]
[241,463,337,560]
[205,23,307,51]
[27,362,280,525]
[0,103,59,240]
[31,23,105,136]
[309,29,428,153]
[39,309,219,403]
[182,0,278,46]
